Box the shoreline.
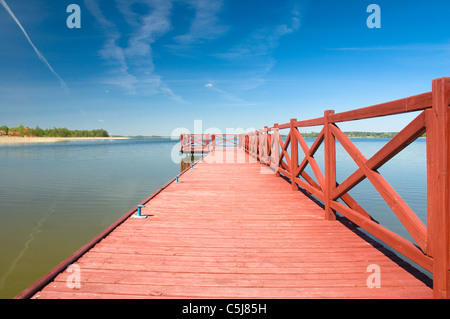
[0,136,130,145]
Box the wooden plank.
[35,281,432,299]
[52,268,428,287]
[27,149,432,299]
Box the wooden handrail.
[267,91,433,131]
[179,134,240,153]
[239,77,450,299]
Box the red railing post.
[212,134,216,149]
[254,132,257,156]
[324,110,337,221]
[180,134,184,153]
[260,126,268,163]
[205,134,210,151]
[266,126,271,160]
[263,126,268,162]
[256,131,260,159]
[427,77,450,299]
[257,129,262,161]
[290,118,298,191]
[273,123,280,176]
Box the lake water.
[0,138,428,298]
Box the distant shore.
[0,136,130,145]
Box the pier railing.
[180,134,239,153]
[238,77,450,299]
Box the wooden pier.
[15,77,450,299]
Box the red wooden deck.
[27,149,432,299]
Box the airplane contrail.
[0,0,69,94]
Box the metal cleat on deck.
[131,204,147,219]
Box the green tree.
[1,125,110,138]
[0,125,8,134]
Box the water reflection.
[180,154,204,172]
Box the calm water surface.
[0,138,180,298]
[0,138,427,298]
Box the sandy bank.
[0,136,130,145]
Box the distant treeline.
[0,125,109,138]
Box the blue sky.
[1,0,450,136]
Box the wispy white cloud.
[84,0,137,93]
[214,5,301,89]
[0,0,69,94]
[85,0,187,102]
[194,4,303,105]
[216,10,300,61]
[85,0,300,104]
[124,0,172,58]
[171,0,228,50]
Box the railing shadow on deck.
[295,178,433,289]
[236,77,449,299]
